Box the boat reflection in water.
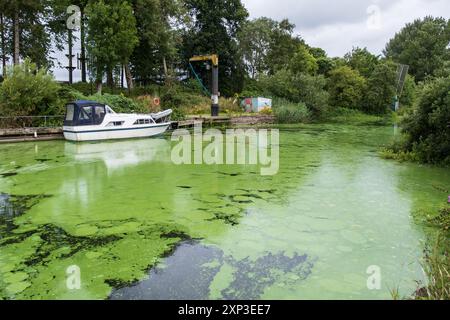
[64,138,172,175]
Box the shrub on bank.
[258,70,329,118]
[394,76,450,165]
[273,100,310,123]
[87,93,148,113]
[0,59,61,116]
[327,66,366,110]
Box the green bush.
[86,93,147,113]
[58,85,89,103]
[292,73,329,117]
[363,60,397,114]
[273,99,310,123]
[259,70,329,117]
[399,76,450,165]
[0,59,61,116]
[327,66,366,110]
[160,85,187,120]
[399,74,417,108]
[70,82,96,96]
[289,45,318,75]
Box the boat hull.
[63,123,170,142]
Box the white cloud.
[243,0,450,57]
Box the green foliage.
[273,99,310,123]
[182,0,248,96]
[327,66,366,110]
[238,17,277,78]
[259,70,328,117]
[86,0,139,82]
[0,59,61,116]
[307,47,334,75]
[344,47,379,78]
[384,16,450,82]
[69,82,95,96]
[399,76,450,165]
[87,93,147,113]
[57,85,88,104]
[130,0,181,83]
[363,60,398,114]
[259,69,295,101]
[399,74,417,107]
[266,19,303,75]
[0,0,69,68]
[289,45,318,75]
[292,73,328,117]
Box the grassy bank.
[411,207,450,300]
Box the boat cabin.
[64,100,114,127]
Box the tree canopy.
[384,16,450,82]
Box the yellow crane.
[189,54,219,116]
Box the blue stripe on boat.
[63,123,170,134]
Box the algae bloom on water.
[0,124,449,299]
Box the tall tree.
[363,60,398,114]
[265,19,303,75]
[0,0,69,68]
[327,66,367,110]
[288,45,318,75]
[238,17,277,78]
[129,0,181,85]
[182,0,248,96]
[308,47,334,75]
[344,47,380,78]
[0,12,7,77]
[86,0,138,92]
[384,16,450,82]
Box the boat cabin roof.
[72,100,105,106]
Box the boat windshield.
[64,103,106,126]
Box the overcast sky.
[49,0,449,81]
[242,0,450,57]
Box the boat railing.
[0,115,65,129]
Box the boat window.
[106,121,124,127]
[78,106,94,125]
[94,105,106,125]
[133,119,151,125]
[65,104,75,121]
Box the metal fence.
[0,115,64,129]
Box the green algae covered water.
[0,124,449,300]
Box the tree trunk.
[96,80,102,94]
[0,13,6,77]
[124,62,133,92]
[106,67,113,89]
[163,56,168,79]
[80,8,86,82]
[13,9,19,65]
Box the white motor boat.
[63,100,172,142]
